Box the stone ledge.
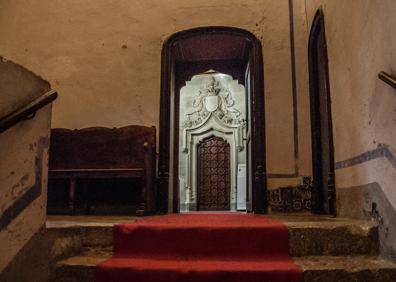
[52,251,396,282]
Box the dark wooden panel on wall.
[49,126,155,170]
[48,125,157,215]
[197,136,231,211]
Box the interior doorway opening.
[158,27,266,214]
[178,70,248,212]
[308,10,336,215]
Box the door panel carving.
[197,136,230,211]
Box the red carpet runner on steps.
[96,213,303,282]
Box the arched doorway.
[308,11,336,215]
[158,27,266,214]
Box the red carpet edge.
[96,213,303,282]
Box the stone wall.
[0,59,53,279]
[304,0,396,260]
[0,0,312,190]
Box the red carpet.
[96,213,303,282]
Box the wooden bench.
[48,125,156,215]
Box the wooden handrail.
[378,71,396,89]
[0,90,58,133]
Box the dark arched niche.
[308,11,336,215]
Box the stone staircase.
[47,215,396,282]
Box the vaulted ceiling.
[173,33,250,63]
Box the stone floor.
[46,215,138,228]
[46,213,396,282]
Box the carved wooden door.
[197,136,231,211]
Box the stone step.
[50,247,109,282]
[295,255,396,282]
[51,248,396,282]
[46,215,379,257]
[46,216,133,262]
[282,216,379,256]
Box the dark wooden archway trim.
[308,10,336,215]
[158,26,266,214]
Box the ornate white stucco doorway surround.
[178,71,247,212]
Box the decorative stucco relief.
[184,75,245,129]
[178,71,247,212]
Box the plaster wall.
[304,0,396,259]
[0,58,52,276]
[0,105,52,274]
[304,0,396,209]
[0,0,312,189]
[0,56,49,117]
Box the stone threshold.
[46,214,380,257]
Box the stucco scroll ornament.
[184,77,244,128]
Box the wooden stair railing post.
[136,140,156,216]
[69,179,76,215]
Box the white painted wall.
[0,58,52,273]
[0,105,52,272]
[304,0,396,210]
[0,0,313,191]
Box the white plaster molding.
[178,71,247,212]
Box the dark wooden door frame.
[308,10,336,215]
[157,26,267,214]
